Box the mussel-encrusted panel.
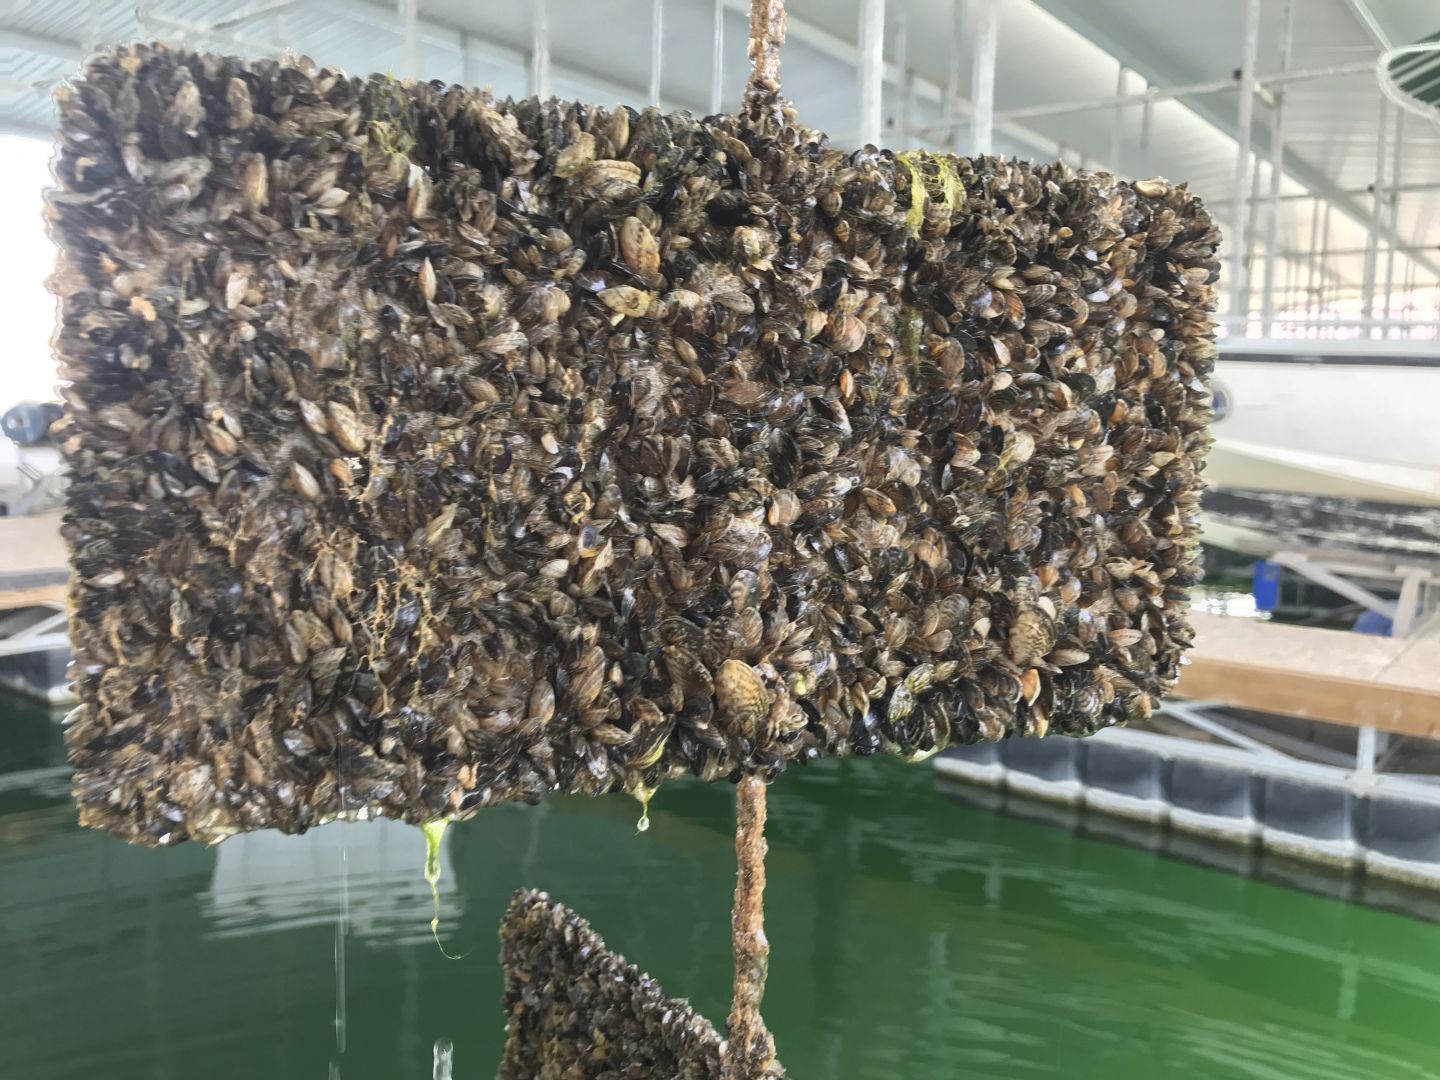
[498,889,765,1079]
[52,45,1218,845]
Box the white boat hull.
[1208,343,1440,507]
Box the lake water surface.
[3,696,1439,1079]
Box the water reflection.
[4,699,1440,1079]
[203,819,456,945]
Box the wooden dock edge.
[1178,612,1440,739]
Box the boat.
[1207,338,1440,506]
[0,404,71,705]
[1204,339,1440,566]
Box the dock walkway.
[937,611,1440,887]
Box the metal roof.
[1,0,1436,339]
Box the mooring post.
[725,776,778,1079]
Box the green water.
[3,698,1440,1079]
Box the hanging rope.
[743,0,787,128]
[724,776,779,1079]
[729,7,785,1063]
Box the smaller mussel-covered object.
[498,889,771,1079]
[51,45,1218,845]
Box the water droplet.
[432,1038,454,1080]
[421,819,467,959]
[631,785,653,833]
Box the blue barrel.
[1252,560,1282,612]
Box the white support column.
[858,0,886,147]
[1242,146,1264,335]
[1281,251,1294,323]
[649,0,664,106]
[1356,726,1379,777]
[969,0,1001,156]
[459,30,473,86]
[1110,63,1128,175]
[1230,0,1261,329]
[1403,258,1416,339]
[1394,568,1425,637]
[87,0,105,53]
[894,7,911,141]
[1384,108,1405,335]
[1363,96,1390,337]
[946,0,965,148]
[530,0,551,100]
[1304,196,1321,330]
[1262,0,1294,335]
[1403,258,1415,317]
[710,0,725,115]
[1319,200,1333,334]
[398,0,419,80]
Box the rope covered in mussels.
[726,775,780,1078]
[498,888,773,1078]
[50,44,1218,846]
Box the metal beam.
[530,0,551,99]
[0,27,83,64]
[209,0,303,32]
[1394,569,1425,637]
[1363,95,1389,332]
[1231,0,1261,325]
[648,0,663,106]
[0,609,68,660]
[325,0,668,114]
[987,62,1374,124]
[1140,84,1153,151]
[0,117,50,138]
[0,632,68,659]
[1265,315,1427,328]
[1208,180,1440,205]
[458,30,474,85]
[1384,108,1404,324]
[710,0,725,115]
[1356,725,1381,776]
[1271,552,1397,619]
[1110,63,1128,174]
[718,0,1058,158]
[1160,701,1289,760]
[397,0,419,81]
[944,0,964,147]
[1266,243,1439,259]
[1028,0,1440,289]
[1261,0,1294,334]
[138,9,288,55]
[894,5,910,139]
[1344,0,1391,51]
[85,0,102,54]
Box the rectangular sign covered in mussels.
[50,44,1218,845]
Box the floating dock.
[936,612,1440,887]
[0,514,70,705]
